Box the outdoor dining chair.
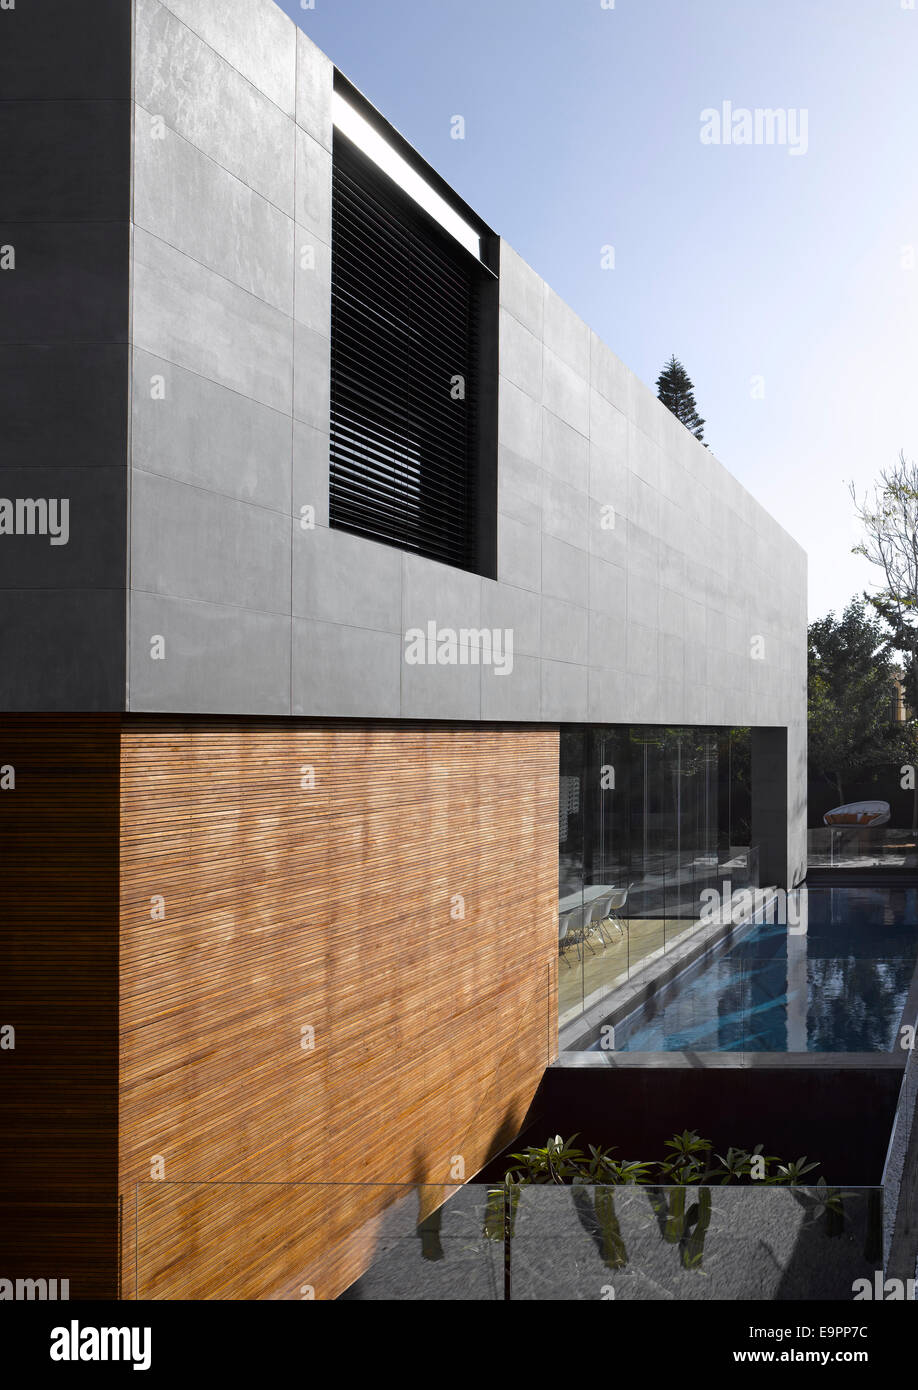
[604,884,633,938]
[558,902,596,967]
[587,893,618,947]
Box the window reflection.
[558,725,756,1032]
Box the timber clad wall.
[0,716,120,1299]
[118,719,558,1299]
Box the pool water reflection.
[605,886,918,1052]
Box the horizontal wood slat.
[119,719,558,1300]
[0,715,120,1300]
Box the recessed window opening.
[329,122,498,576]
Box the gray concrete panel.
[156,0,297,116]
[541,535,589,606]
[541,597,589,666]
[0,345,128,471]
[543,286,591,379]
[0,101,130,221]
[498,380,541,465]
[589,611,627,670]
[497,446,542,529]
[499,243,544,338]
[541,473,589,550]
[542,349,590,436]
[293,526,402,632]
[135,0,295,214]
[130,470,291,615]
[400,652,482,722]
[293,230,332,334]
[131,349,293,513]
[498,308,542,399]
[402,552,482,633]
[132,229,293,414]
[542,411,590,491]
[480,581,541,658]
[0,468,125,591]
[0,223,129,344]
[295,128,333,244]
[0,589,125,711]
[296,31,334,150]
[293,322,332,429]
[292,618,400,718]
[480,654,541,721]
[542,659,589,723]
[0,0,131,99]
[133,114,295,312]
[292,422,330,529]
[495,515,542,594]
[129,591,291,714]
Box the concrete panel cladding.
[122,0,805,759]
[128,0,330,715]
[118,720,559,1299]
[0,0,807,756]
[0,0,132,709]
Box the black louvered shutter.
[329,131,483,572]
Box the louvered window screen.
[330,131,486,573]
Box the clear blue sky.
[276,0,918,622]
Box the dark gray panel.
[0,589,125,710]
[0,10,130,713]
[0,345,128,469]
[0,467,126,590]
[0,223,129,344]
[752,727,790,887]
[0,0,132,99]
[0,102,131,221]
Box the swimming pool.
[607,885,918,1052]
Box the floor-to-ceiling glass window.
[666,727,721,950]
[558,727,587,1022]
[628,727,667,975]
[558,724,756,1039]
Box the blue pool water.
[610,886,918,1052]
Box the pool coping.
[553,1050,908,1069]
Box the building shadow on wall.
[338,1106,523,1300]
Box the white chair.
[595,889,623,945]
[558,912,571,966]
[604,884,632,939]
[587,894,616,947]
[558,903,595,967]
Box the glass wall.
[558,725,756,1032]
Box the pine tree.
[656,355,706,443]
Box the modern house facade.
[1,0,807,1300]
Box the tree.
[850,452,918,713]
[808,600,910,809]
[656,355,706,443]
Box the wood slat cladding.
[119,720,559,1300]
[0,715,120,1300]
